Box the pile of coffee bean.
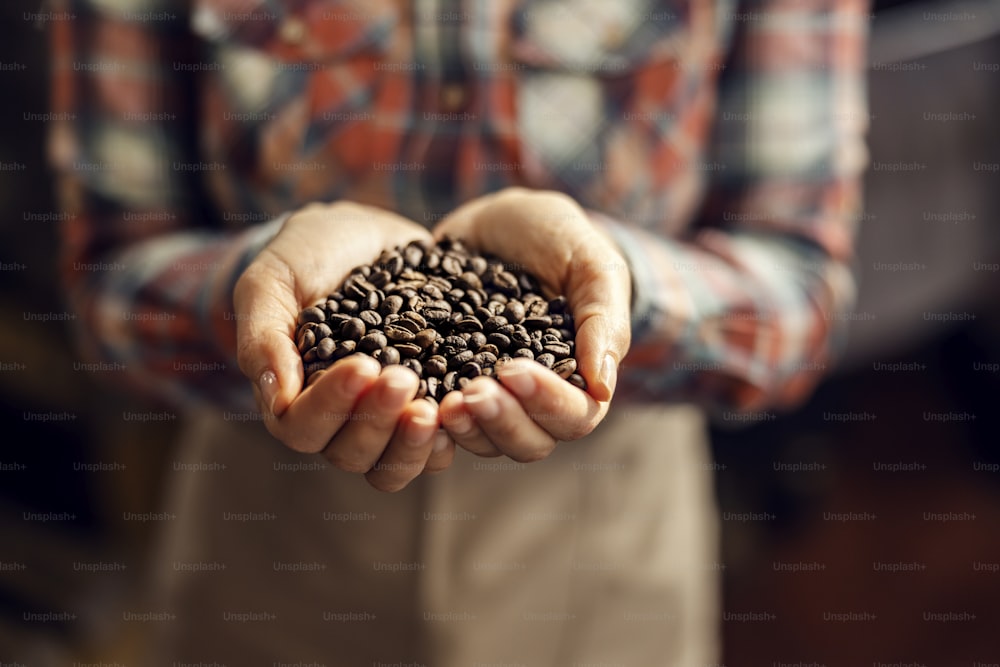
[294,237,587,401]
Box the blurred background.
[1,0,998,664]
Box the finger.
[234,255,303,418]
[364,399,439,492]
[438,388,503,458]
[494,358,605,442]
[562,233,632,402]
[460,376,558,463]
[322,365,420,473]
[423,430,456,473]
[265,354,382,453]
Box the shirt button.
[279,17,306,44]
[440,84,467,111]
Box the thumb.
[565,238,632,403]
[234,257,303,418]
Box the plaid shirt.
[50,0,869,414]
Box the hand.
[432,188,631,462]
[234,202,456,491]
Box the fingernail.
[344,362,376,395]
[406,414,437,447]
[463,388,500,420]
[497,362,535,398]
[258,370,279,416]
[600,354,618,396]
[432,430,450,453]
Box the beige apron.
[142,402,720,666]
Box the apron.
[142,402,720,666]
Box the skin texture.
[234,189,632,490]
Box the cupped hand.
[431,188,632,462]
[234,202,455,490]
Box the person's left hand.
[432,188,631,462]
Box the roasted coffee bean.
[403,359,422,376]
[456,271,482,291]
[395,342,423,358]
[414,329,438,349]
[380,294,404,316]
[464,289,485,309]
[443,335,467,351]
[385,323,416,342]
[331,340,356,361]
[455,317,483,333]
[402,310,427,329]
[543,341,571,358]
[447,349,474,370]
[468,331,487,351]
[359,310,382,328]
[415,378,428,399]
[324,299,340,314]
[512,347,534,360]
[441,254,463,276]
[377,346,401,367]
[494,271,519,295]
[552,357,577,379]
[456,302,475,317]
[341,317,366,341]
[567,373,587,390]
[362,290,381,311]
[442,371,458,392]
[457,376,471,389]
[359,331,387,353]
[473,350,498,367]
[297,329,316,353]
[524,315,552,329]
[403,242,425,268]
[298,306,325,325]
[369,269,392,288]
[317,337,336,361]
[535,353,556,369]
[502,300,525,324]
[425,355,448,378]
[487,333,511,351]
[426,376,440,399]
[479,343,500,357]
[339,299,360,315]
[484,315,508,333]
[315,323,333,340]
[303,346,319,362]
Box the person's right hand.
[234,202,455,491]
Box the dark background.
[2,0,999,664]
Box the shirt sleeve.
[50,0,282,410]
[599,0,869,414]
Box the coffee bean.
[297,329,316,353]
[359,310,382,328]
[468,331,487,351]
[403,242,425,268]
[414,329,438,349]
[502,301,525,324]
[455,317,483,333]
[298,306,325,325]
[341,317,366,341]
[426,376,440,400]
[524,315,552,329]
[535,353,555,369]
[487,333,511,351]
[425,355,448,378]
[442,371,458,392]
[456,271,482,291]
[339,299,360,314]
[473,351,498,367]
[385,323,416,342]
[543,341,571,358]
[377,346,401,367]
[567,373,587,390]
[303,346,319,362]
[369,269,392,288]
[317,337,336,361]
[359,331,387,353]
[441,254,463,276]
[415,378,428,399]
[552,357,577,379]
[395,342,423,358]
[380,294,404,316]
[448,349,475,369]
[362,290,381,311]
[403,359,422,376]
[331,339,356,361]
[484,315,508,333]
[512,348,534,360]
